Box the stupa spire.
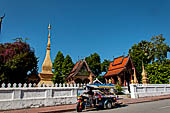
[41,24,52,74]
[47,24,51,50]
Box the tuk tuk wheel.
[106,101,112,109]
[76,102,83,112]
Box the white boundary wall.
[2,83,170,110]
[130,84,170,98]
[122,86,129,94]
[0,83,83,110]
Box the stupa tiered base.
[38,72,54,86]
[142,77,149,84]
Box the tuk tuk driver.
[87,87,94,106]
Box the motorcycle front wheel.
[76,102,83,112]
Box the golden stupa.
[38,24,54,85]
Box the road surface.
[64,99,170,113]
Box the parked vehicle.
[76,84,120,112]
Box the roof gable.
[108,56,129,71]
[77,64,89,76]
[66,59,95,80]
[104,55,131,77]
[112,56,124,66]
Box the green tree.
[146,62,170,84]
[0,40,38,84]
[101,59,110,72]
[62,55,74,78]
[150,34,170,64]
[129,34,170,84]
[52,51,64,83]
[85,53,101,76]
[129,40,152,82]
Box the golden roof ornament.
[142,61,149,84]
[109,79,112,84]
[133,68,138,84]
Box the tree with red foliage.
[0,39,38,84]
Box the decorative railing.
[130,84,170,98]
[0,83,86,88]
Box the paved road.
[64,99,170,113]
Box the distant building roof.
[104,55,133,77]
[66,59,95,80]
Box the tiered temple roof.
[66,59,95,80]
[104,55,132,77]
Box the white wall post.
[130,84,138,98]
[12,89,21,100]
[45,89,52,98]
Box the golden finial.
[47,24,51,50]
[48,24,51,30]
[48,24,51,38]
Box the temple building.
[104,55,137,86]
[66,59,95,84]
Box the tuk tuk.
[76,84,119,112]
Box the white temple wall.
[130,84,170,98]
[0,83,82,110]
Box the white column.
[130,84,138,98]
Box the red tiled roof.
[113,56,123,65]
[104,56,130,77]
[70,61,80,73]
[66,59,95,80]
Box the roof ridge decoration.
[83,59,92,72]
[128,54,135,69]
[124,55,130,68]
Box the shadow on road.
[84,104,128,112]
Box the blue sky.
[0,0,170,72]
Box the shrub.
[115,85,123,95]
